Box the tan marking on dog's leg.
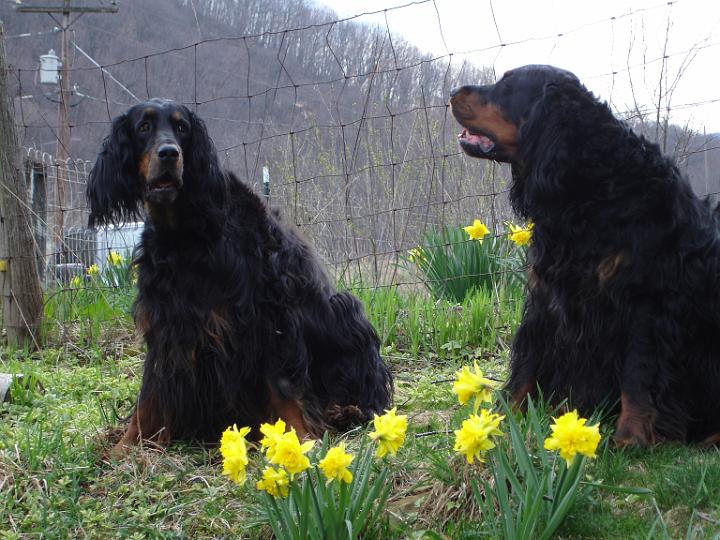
[614,392,657,448]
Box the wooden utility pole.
[15,1,118,251]
[0,25,43,348]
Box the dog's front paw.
[325,403,364,431]
[614,410,657,448]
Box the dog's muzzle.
[146,143,183,205]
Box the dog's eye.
[177,123,188,134]
[138,121,151,133]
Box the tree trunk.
[0,25,43,349]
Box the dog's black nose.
[157,144,180,161]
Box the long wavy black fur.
[87,106,392,443]
[507,78,720,443]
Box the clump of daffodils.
[448,361,607,539]
[450,362,601,469]
[220,408,408,498]
[221,412,406,538]
[463,218,535,246]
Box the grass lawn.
[1,285,720,538]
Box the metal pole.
[54,0,70,256]
[15,0,119,264]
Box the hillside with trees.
[2,0,718,278]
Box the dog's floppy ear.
[512,82,575,218]
[513,77,622,219]
[185,110,221,182]
[86,113,143,227]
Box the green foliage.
[6,371,43,407]
[354,285,523,360]
[407,224,525,302]
[2,254,718,538]
[42,253,136,343]
[2,338,720,537]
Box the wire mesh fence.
[2,0,720,339]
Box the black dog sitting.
[451,65,720,447]
[87,99,392,456]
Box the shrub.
[407,220,528,302]
[43,251,135,341]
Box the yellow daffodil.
[256,466,290,498]
[368,408,408,458]
[453,410,504,464]
[70,275,82,288]
[107,251,124,266]
[219,424,252,485]
[544,410,601,467]
[269,430,315,477]
[259,418,287,460]
[463,219,490,241]
[87,263,99,277]
[452,361,499,413]
[507,222,534,246]
[407,247,427,264]
[319,442,354,484]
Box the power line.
[72,42,139,102]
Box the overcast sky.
[315,0,720,134]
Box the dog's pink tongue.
[458,129,495,152]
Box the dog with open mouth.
[450,64,720,447]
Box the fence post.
[28,160,47,284]
[0,25,43,348]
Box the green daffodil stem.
[541,457,584,540]
[267,494,292,540]
[339,481,349,524]
[550,452,567,515]
[307,475,329,540]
